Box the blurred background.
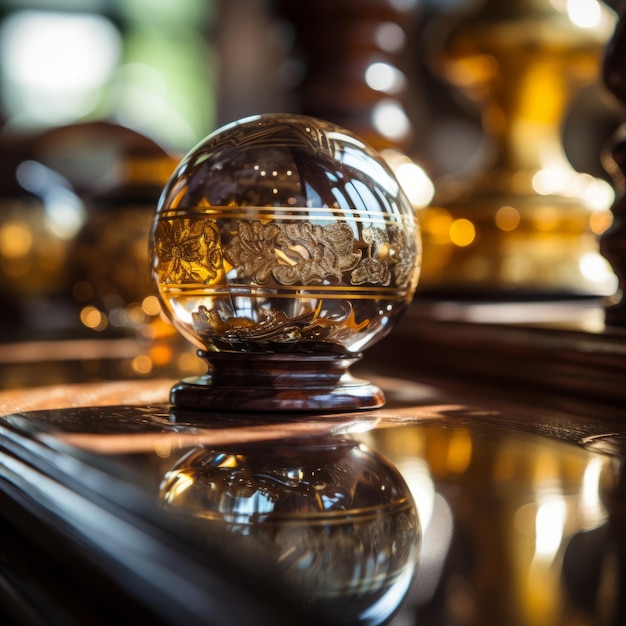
[0,0,622,388]
[1,7,624,626]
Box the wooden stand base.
[170,352,385,413]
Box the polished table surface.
[1,329,625,626]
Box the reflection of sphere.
[160,439,420,625]
[150,113,421,356]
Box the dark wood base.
[170,352,385,413]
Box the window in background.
[0,0,216,153]
[114,0,216,152]
[0,10,121,127]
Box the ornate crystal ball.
[150,113,421,411]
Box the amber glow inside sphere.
[150,114,421,356]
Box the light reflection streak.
[579,253,617,292]
[567,0,602,28]
[381,149,435,208]
[336,144,400,197]
[533,495,567,562]
[580,457,609,529]
[47,404,466,455]
[400,459,435,530]
[392,454,453,604]
[162,472,194,503]
[531,167,614,213]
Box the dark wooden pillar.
[602,2,626,325]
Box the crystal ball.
[150,114,421,358]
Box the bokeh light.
[449,218,476,247]
[1,11,121,125]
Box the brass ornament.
[420,0,616,297]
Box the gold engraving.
[192,302,369,352]
[390,227,420,289]
[156,216,417,291]
[351,226,417,288]
[352,227,392,286]
[224,219,416,289]
[155,214,417,350]
[154,218,223,284]
[223,220,282,284]
[224,220,362,285]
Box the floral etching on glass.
[155,218,223,284]
[224,219,415,288]
[224,220,362,285]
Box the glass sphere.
[150,114,420,357]
[159,438,420,625]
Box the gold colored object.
[0,194,75,299]
[420,0,616,297]
[150,114,421,411]
[0,137,82,322]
